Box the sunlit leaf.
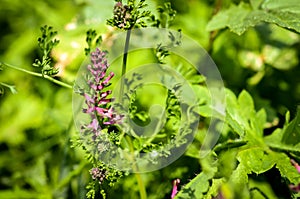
[174,172,211,199]
[237,148,275,174]
[229,163,250,187]
[274,152,300,184]
[282,107,300,145]
[205,178,225,199]
[207,0,300,35]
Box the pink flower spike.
[291,159,300,173]
[84,93,94,104]
[171,179,180,199]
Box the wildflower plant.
[74,47,125,198]
[1,0,300,199]
[72,1,221,198]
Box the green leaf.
[250,0,264,9]
[229,163,250,187]
[261,0,300,14]
[174,172,211,199]
[282,107,300,145]
[224,89,267,142]
[249,179,277,199]
[175,153,217,199]
[207,1,300,35]
[225,89,265,138]
[274,152,300,184]
[237,90,255,123]
[206,3,252,35]
[256,10,300,34]
[250,109,266,137]
[225,89,245,136]
[237,148,275,174]
[265,128,300,153]
[285,111,291,126]
[225,111,245,137]
[205,178,226,199]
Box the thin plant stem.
[135,172,147,199]
[125,135,147,199]
[119,29,147,198]
[207,0,223,54]
[1,62,73,89]
[0,82,13,87]
[119,29,132,102]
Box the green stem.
[1,62,73,89]
[119,28,145,199]
[119,29,132,102]
[0,82,13,87]
[0,82,17,94]
[207,0,223,54]
[135,172,147,199]
[125,135,147,199]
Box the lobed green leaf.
[207,0,300,35]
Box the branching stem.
[1,62,73,89]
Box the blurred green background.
[0,0,299,198]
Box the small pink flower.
[84,93,94,103]
[103,72,114,85]
[289,184,300,192]
[171,179,180,199]
[289,159,300,193]
[291,159,300,173]
[87,118,100,131]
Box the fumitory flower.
[113,1,132,29]
[289,159,300,192]
[171,178,180,199]
[81,48,123,138]
[291,159,300,173]
[289,184,300,192]
[107,0,150,30]
[90,167,107,184]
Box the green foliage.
[32,25,60,76]
[174,153,218,199]
[177,89,300,198]
[207,0,300,35]
[155,30,182,64]
[282,107,300,145]
[1,0,300,199]
[156,2,177,28]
